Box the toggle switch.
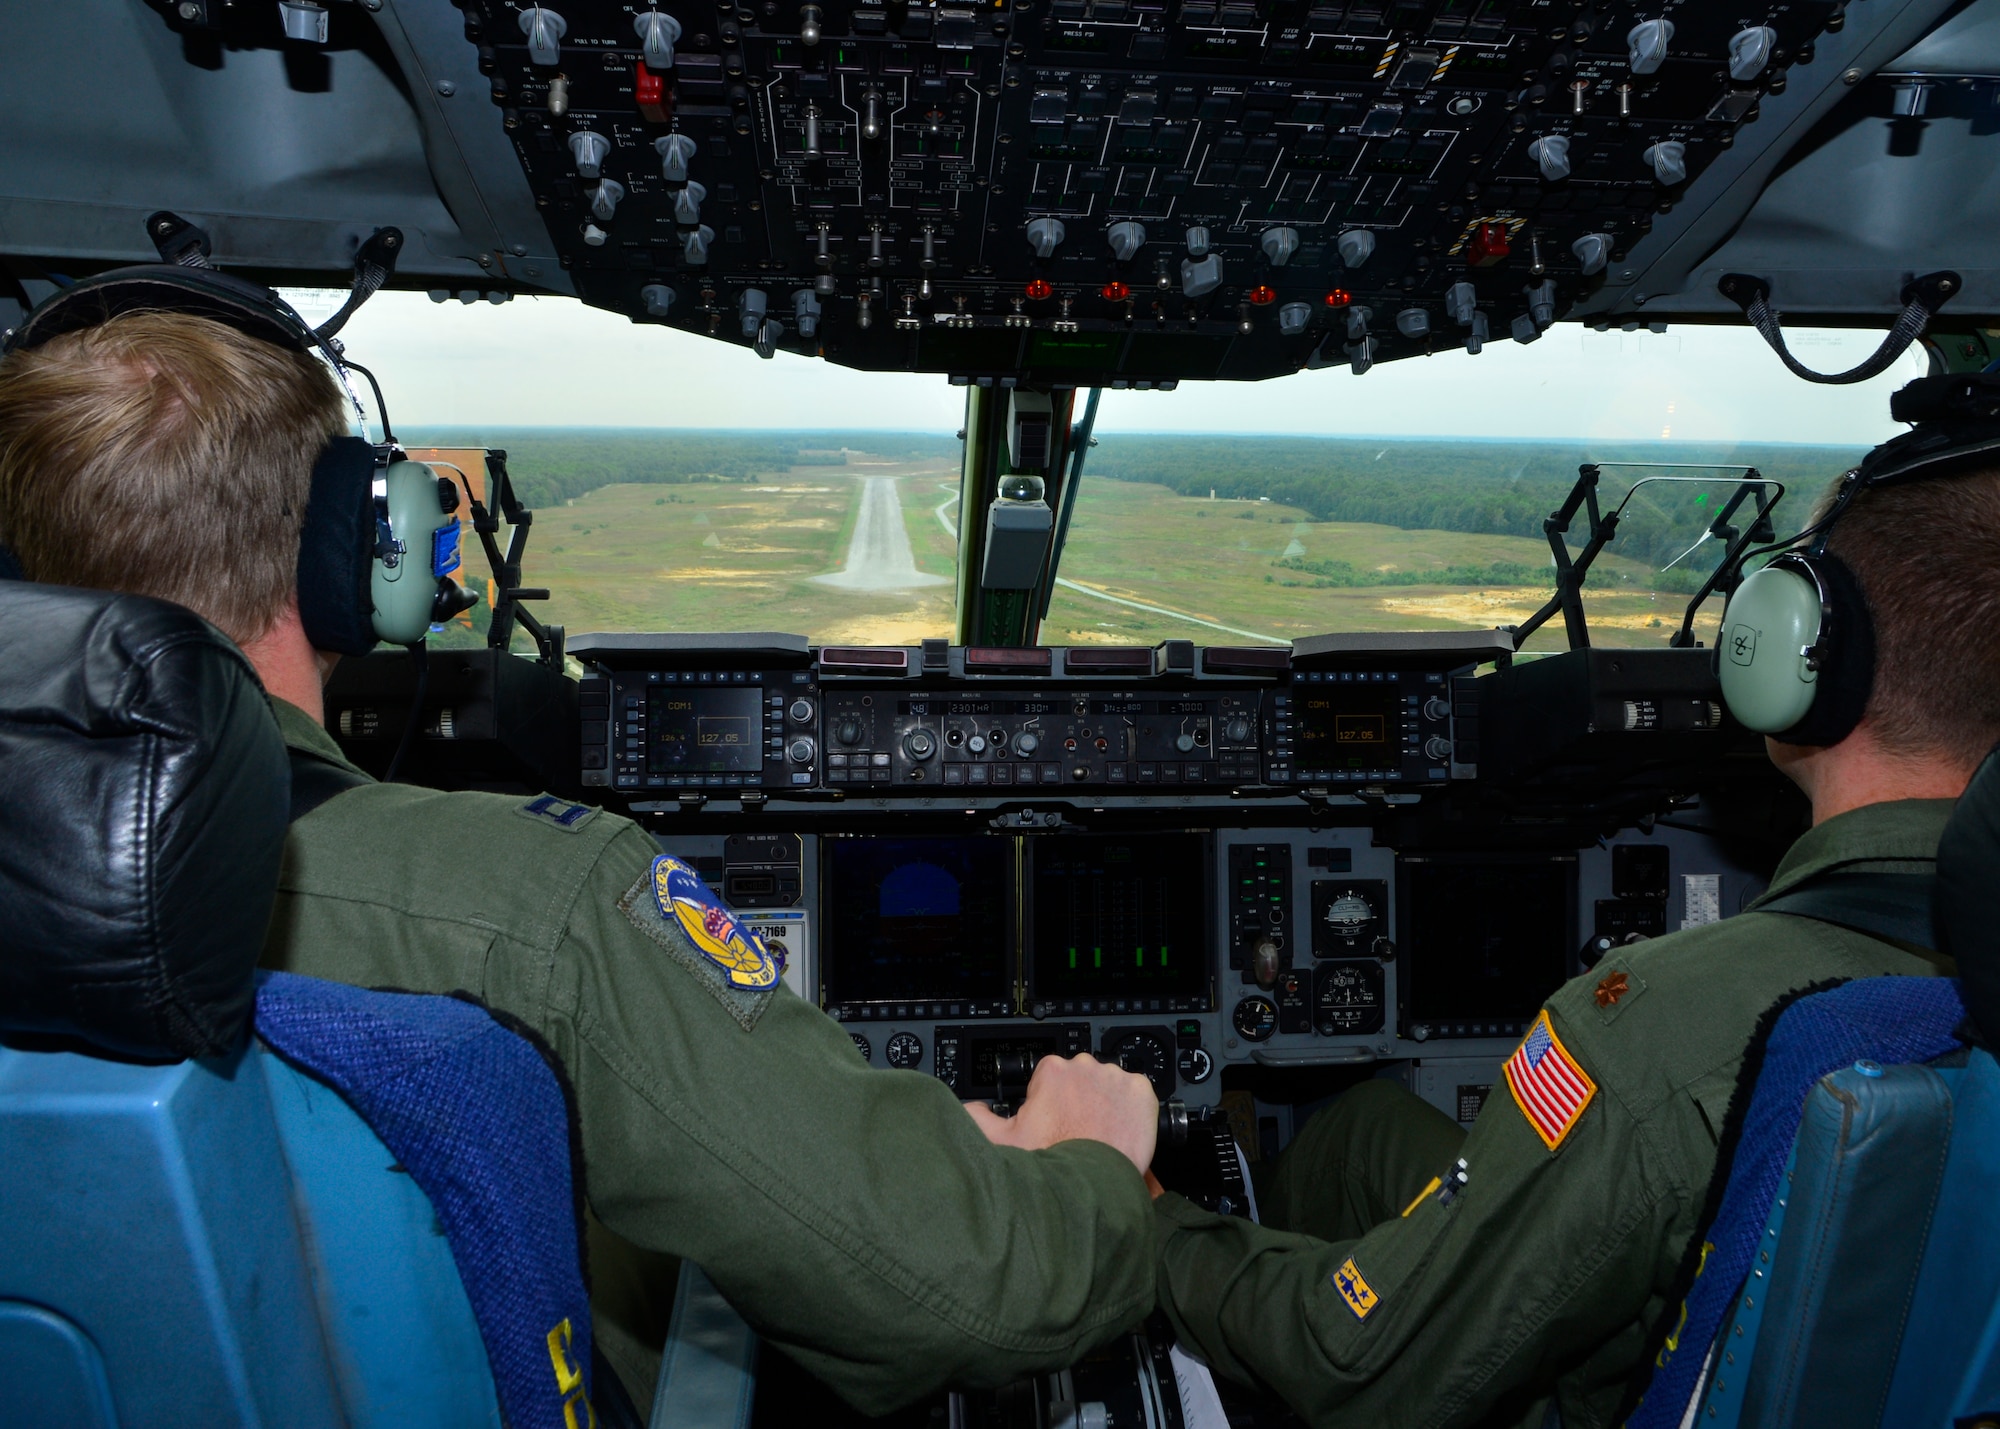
[1466,310,1488,355]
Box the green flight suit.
[1155,799,1956,1429]
[259,699,1155,1414]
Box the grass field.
[513,446,1722,652]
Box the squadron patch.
[1332,1258,1380,1320]
[1504,1011,1597,1152]
[651,855,782,991]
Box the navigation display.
[1029,835,1209,1012]
[646,687,762,773]
[1294,685,1405,773]
[1399,855,1575,1027]
[821,838,1013,1014]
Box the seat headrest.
[1939,744,2000,1048]
[0,585,289,1059]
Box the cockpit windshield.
[300,288,1923,652]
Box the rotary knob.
[1175,732,1197,753]
[904,729,938,761]
[834,718,862,745]
[787,737,817,765]
[789,698,815,723]
[1425,736,1453,761]
[1224,716,1253,743]
[967,734,988,754]
[1015,731,1040,756]
[1423,696,1451,721]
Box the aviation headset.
[0,263,473,652]
[1716,372,2000,746]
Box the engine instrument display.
[1398,854,1575,1040]
[822,837,1014,1019]
[1029,834,1210,1014]
[646,686,765,773]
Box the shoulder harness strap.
[288,746,371,823]
[1757,870,1939,952]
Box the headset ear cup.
[297,437,381,656]
[1779,552,1875,748]
[1718,561,1826,735]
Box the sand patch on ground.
[813,611,955,645]
[657,567,777,581]
[1375,589,1547,622]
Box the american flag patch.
[1504,1011,1596,1151]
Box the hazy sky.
[294,288,1927,447]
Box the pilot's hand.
[964,1054,1158,1177]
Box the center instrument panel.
[548,631,1740,1117]
[456,0,1847,383]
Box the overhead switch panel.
[462,0,1846,384]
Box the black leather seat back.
[0,584,289,1059]
[1939,745,2000,1047]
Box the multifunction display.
[1029,835,1209,1015]
[646,686,763,773]
[821,837,1015,1021]
[820,833,1217,1021]
[1270,669,1455,785]
[1398,853,1576,1041]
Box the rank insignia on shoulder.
[651,855,782,991]
[1332,1257,1379,1320]
[517,794,597,832]
[1504,1010,1597,1152]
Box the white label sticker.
[1681,873,1721,930]
[1170,1344,1233,1429]
[739,910,810,1000]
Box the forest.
[1083,434,1867,577]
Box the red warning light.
[1025,278,1054,301]
[1247,285,1278,306]
[1100,280,1131,302]
[1324,288,1353,308]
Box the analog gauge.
[1314,960,1386,1036]
[1100,1027,1176,1098]
[849,1033,872,1061]
[1311,879,1388,956]
[885,1031,924,1069]
[1177,1046,1215,1084]
[1232,996,1278,1043]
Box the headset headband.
[3,265,319,358]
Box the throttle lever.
[1158,1098,1190,1148]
